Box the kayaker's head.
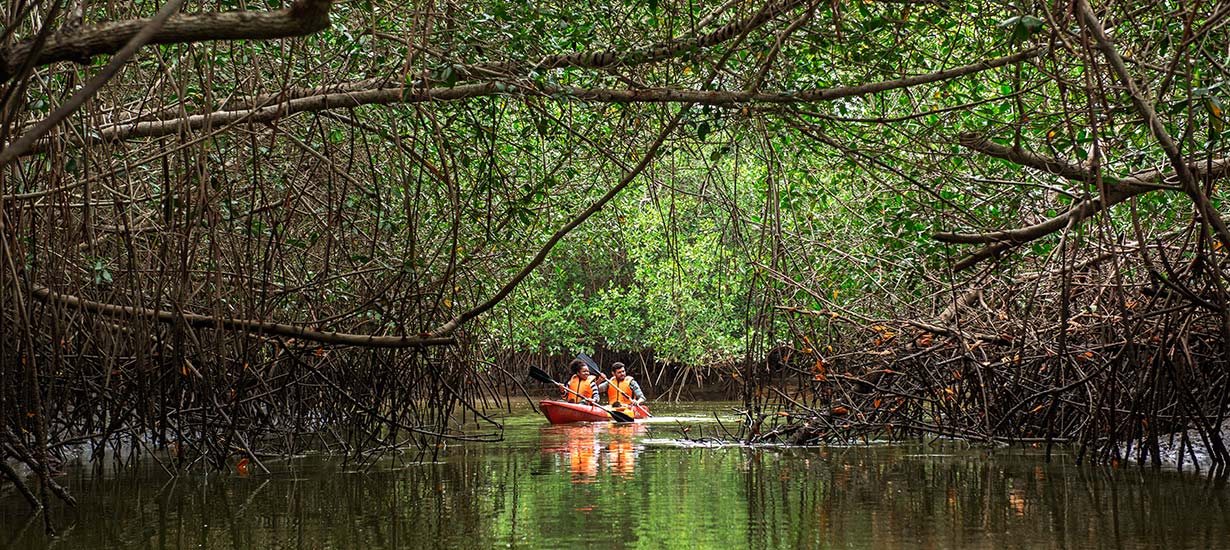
[612,362,627,380]
[569,358,588,377]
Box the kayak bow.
[540,400,650,424]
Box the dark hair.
[612,362,626,372]
[569,358,587,374]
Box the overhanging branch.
[0,0,333,84]
[1077,0,1230,248]
[30,284,455,348]
[192,0,806,117]
[450,0,808,80]
[29,48,1043,155]
[936,131,1230,270]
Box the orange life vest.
[564,375,594,403]
[607,377,635,406]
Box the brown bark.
[0,0,188,168]
[934,132,1230,271]
[29,284,455,348]
[451,0,809,79]
[27,49,1043,156]
[1076,0,1230,248]
[0,0,332,84]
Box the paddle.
[529,366,635,423]
[577,354,652,418]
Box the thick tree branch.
[185,0,804,118]
[29,284,455,348]
[451,0,808,80]
[934,189,1137,246]
[0,0,332,84]
[797,47,1042,101]
[957,132,1102,185]
[935,136,1230,270]
[1077,0,1230,248]
[0,0,187,168]
[934,133,1173,246]
[29,49,1042,155]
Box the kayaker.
[595,362,645,408]
[558,358,604,403]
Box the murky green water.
[2,402,1227,549]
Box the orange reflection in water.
[607,423,647,479]
[541,422,648,483]
[569,433,599,483]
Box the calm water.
[2,402,1227,549]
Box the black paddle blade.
[528,366,556,385]
[608,408,635,423]
[577,353,605,378]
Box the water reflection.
[538,422,647,483]
[2,405,1228,549]
[736,447,1229,549]
[607,424,644,479]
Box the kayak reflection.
[539,422,649,483]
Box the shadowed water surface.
[2,402,1227,549]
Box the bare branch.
[0,0,189,168]
[29,49,1043,155]
[0,0,332,84]
[29,285,455,348]
[957,132,1100,185]
[1077,0,1230,248]
[935,142,1230,271]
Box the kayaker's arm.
[588,377,604,404]
[628,379,646,404]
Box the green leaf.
[1020,15,1045,32]
[1207,97,1225,133]
[1000,14,1045,45]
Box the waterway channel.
[2,401,1227,548]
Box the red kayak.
[540,400,651,424]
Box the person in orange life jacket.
[595,362,644,407]
[557,358,606,403]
